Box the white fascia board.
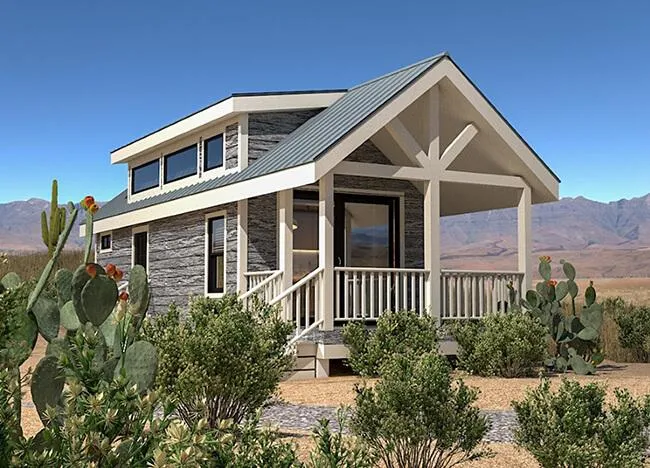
[93,163,317,233]
[110,92,345,165]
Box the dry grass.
[279,362,650,410]
[0,250,84,281]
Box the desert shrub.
[513,378,650,468]
[308,410,376,468]
[452,311,547,377]
[0,250,84,282]
[604,296,650,362]
[144,295,294,428]
[341,310,438,377]
[351,352,490,467]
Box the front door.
[334,193,400,269]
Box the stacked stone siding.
[247,194,277,272]
[224,123,239,170]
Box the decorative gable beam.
[384,118,430,168]
[440,123,478,170]
[334,161,430,181]
[441,170,525,188]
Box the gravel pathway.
[261,403,518,442]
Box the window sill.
[99,248,113,254]
[206,292,225,299]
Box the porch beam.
[427,86,440,161]
[440,123,478,169]
[333,161,430,181]
[441,170,526,188]
[319,172,335,331]
[518,184,532,291]
[277,189,293,297]
[424,178,441,322]
[236,199,248,293]
[384,117,430,168]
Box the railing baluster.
[387,272,392,311]
[344,271,350,320]
[353,271,359,318]
[410,273,416,313]
[403,272,409,311]
[335,270,340,320]
[370,272,375,319]
[378,272,384,318]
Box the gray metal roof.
[96,53,446,221]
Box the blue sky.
[0,0,648,204]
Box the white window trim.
[131,224,150,272]
[205,210,227,298]
[98,231,113,253]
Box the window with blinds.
[207,216,225,293]
[133,231,148,270]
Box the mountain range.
[2,194,650,277]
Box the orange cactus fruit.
[85,264,97,278]
[105,263,117,278]
[538,255,551,263]
[81,195,95,210]
[88,203,99,214]
[113,268,124,282]
[547,279,557,287]
[119,291,129,302]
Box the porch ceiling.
[440,181,521,216]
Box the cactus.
[41,180,67,258]
[31,355,65,423]
[119,340,158,392]
[520,257,604,375]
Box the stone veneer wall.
[247,110,321,165]
[95,228,132,277]
[97,204,238,315]
[247,194,277,271]
[224,123,238,170]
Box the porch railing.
[440,269,524,320]
[244,270,279,292]
[334,267,429,320]
[241,270,283,308]
[270,267,324,338]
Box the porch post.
[518,184,532,291]
[424,178,441,322]
[236,199,248,293]
[278,189,293,298]
[319,172,334,331]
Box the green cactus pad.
[127,265,150,318]
[1,272,21,290]
[71,265,91,323]
[32,297,60,342]
[31,355,64,423]
[555,356,568,372]
[577,326,598,341]
[81,274,117,326]
[99,308,118,349]
[60,300,81,331]
[538,260,551,281]
[54,269,73,308]
[585,283,596,307]
[15,311,39,364]
[580,303,603,331]
[555,281,569,302]
[102,357,119,381]
[561,260,576,281]
[118,340,157,392]
[567,280,579,299]
[525,290,539,308]
[568,354,595,375]
[46,338,68,359]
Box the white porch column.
[236,199,248,293]
[278,189,293,298]
[424,178,441,322]
[319,172,334,331]
[518,184,532,291]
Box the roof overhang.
[110,91,346,164]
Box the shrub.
[144,295,294,428]
[605,297,650,362]
[341,310,438,377]
[452,312,547,377]
[308,410,376,468]
[351,352,490,467]
[513,378,650,468]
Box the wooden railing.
[270,267,324,337]
[241,270,283,308]
[244,270,279,292]
[440,270,524,320]
[334,267,429,321]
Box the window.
[204,134,224,171]
[164,145,197,183]
[207,216,225,294]
[99,233,112,252]
[133,230,148,270]
[132,160,160,194]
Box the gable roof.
[96,53,447,221]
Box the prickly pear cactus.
[521,257,604,375]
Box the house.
[90,53,559,378]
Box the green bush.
[308,410,376,468]
[606,297,650,362]
[452,312,547,377]
[351,352,490,467]
[513,379,650,468]
[144,295,294,428]
[341,310,438,377]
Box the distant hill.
[2,194,650,277]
